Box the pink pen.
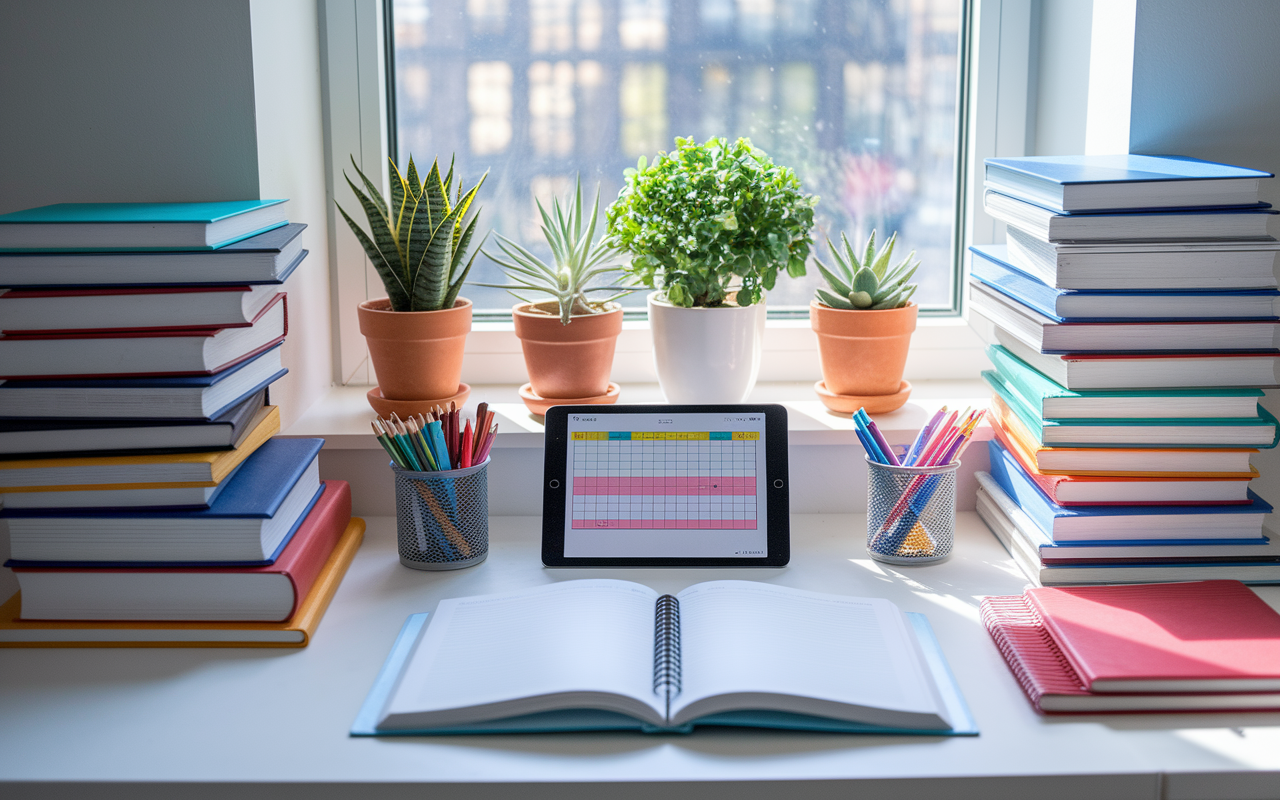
[904,407,946,466]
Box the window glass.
[391,0,963,316]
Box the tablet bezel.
[541,403,790,567]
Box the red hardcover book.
[11,479,351,622]
[0,293,287,379]
[981,593,1280,713]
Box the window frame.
[320,0,1032,388]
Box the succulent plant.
[336,155,487,312]
[813,230,919,310]
[471,177,632,325]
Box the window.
[388,0,967,318]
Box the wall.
[1126,0,1280,507]
[1029,0,1092,156]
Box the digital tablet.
[541,404,790,567]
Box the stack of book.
[969,154,1280,586]
[0,201,361,646]
[983,580,1280,714]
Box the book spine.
[653,593,682,719]
[980,595,1088,713]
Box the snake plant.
[472,177,632,325]
[336,155,487,312]
[813,230,919,310]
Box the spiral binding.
[653,594,682,709]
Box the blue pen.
[852,415,890,464]
[856,409,901,466]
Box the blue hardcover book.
[0,223,308,288]
[970,245,1280,321]
[983,190,1276,243]
[1,438,325,566]
[0,344,286,421]
[985,154,1273,213]
[985,439,1272,542]
[0,200,289,252]
[351,581,978,737]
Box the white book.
[1005,227,1280,291]
[362,580,968,734]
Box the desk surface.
[3,514,1280,800]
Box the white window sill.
[282,379,994,449]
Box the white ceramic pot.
[647,291,766,404]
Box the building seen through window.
[392,0,963,316]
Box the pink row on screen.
[572,519,759,529]
[572,476,755,495]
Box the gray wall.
[1127,0,1280,506]
[0,0,260,212]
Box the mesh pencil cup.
[865,457,958,565]
[392,459,489,570]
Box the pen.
[905,406,945,466]
[857,409,900,466]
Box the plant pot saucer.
[814,379,912,415]
[518,382,620,416]
[367,383,472,418]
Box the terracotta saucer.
[367,383,472,418]
[518,382,620,416]
[814,379,912,415]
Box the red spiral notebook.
[982,581,1280,713]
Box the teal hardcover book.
[983,370,1279,448]
[986,345,1264,419]
[351,580,978,737]
[0,200,288,251]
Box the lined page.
[385,580,662,724]
[671,581,947,725]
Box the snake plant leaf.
[343,173,402,269]
[411,201,464,311]
[816,287,855,309]
[335,202,410,310]
[388,160,408,235]
[814,258,851,297]
[448,176,486,269]
[348,158,392,231]
[449,209,481,287]
[405,158,422,201]
[444,232,486,309]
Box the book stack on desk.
[983,580,1280,714]
[0,202,361,646]
[969,154,1280,585]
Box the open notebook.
[353,579,976,735]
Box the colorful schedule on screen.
[562,411,770,559]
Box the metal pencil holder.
[865,457,958,565]
[392,458,489,570]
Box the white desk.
[3,514,1280,799]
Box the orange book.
[0,517,364,647]
[988,396,1257,478]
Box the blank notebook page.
[386,579,661,717]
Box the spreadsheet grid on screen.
[570,432,760,530]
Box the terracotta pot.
[512,302,622,399]
[810,300,917,397]
[357,297,471,402]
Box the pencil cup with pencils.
[393,459,489,570]
[865,459,958,564]
[372,402,500,570]
[851,404,983,565]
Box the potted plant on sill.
[470,178,633,415]
[810,230,919,414]
[337,155,487,416]
[605,136,817,404]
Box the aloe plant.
[471,177,632,325]
[813,230,919,310]
[336,155,487,312]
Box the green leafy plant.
[605,136,817,308]
[471,177,632,325]
[813,230,919,310]
[336,155,487,312]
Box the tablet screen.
[542,404,789,566]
